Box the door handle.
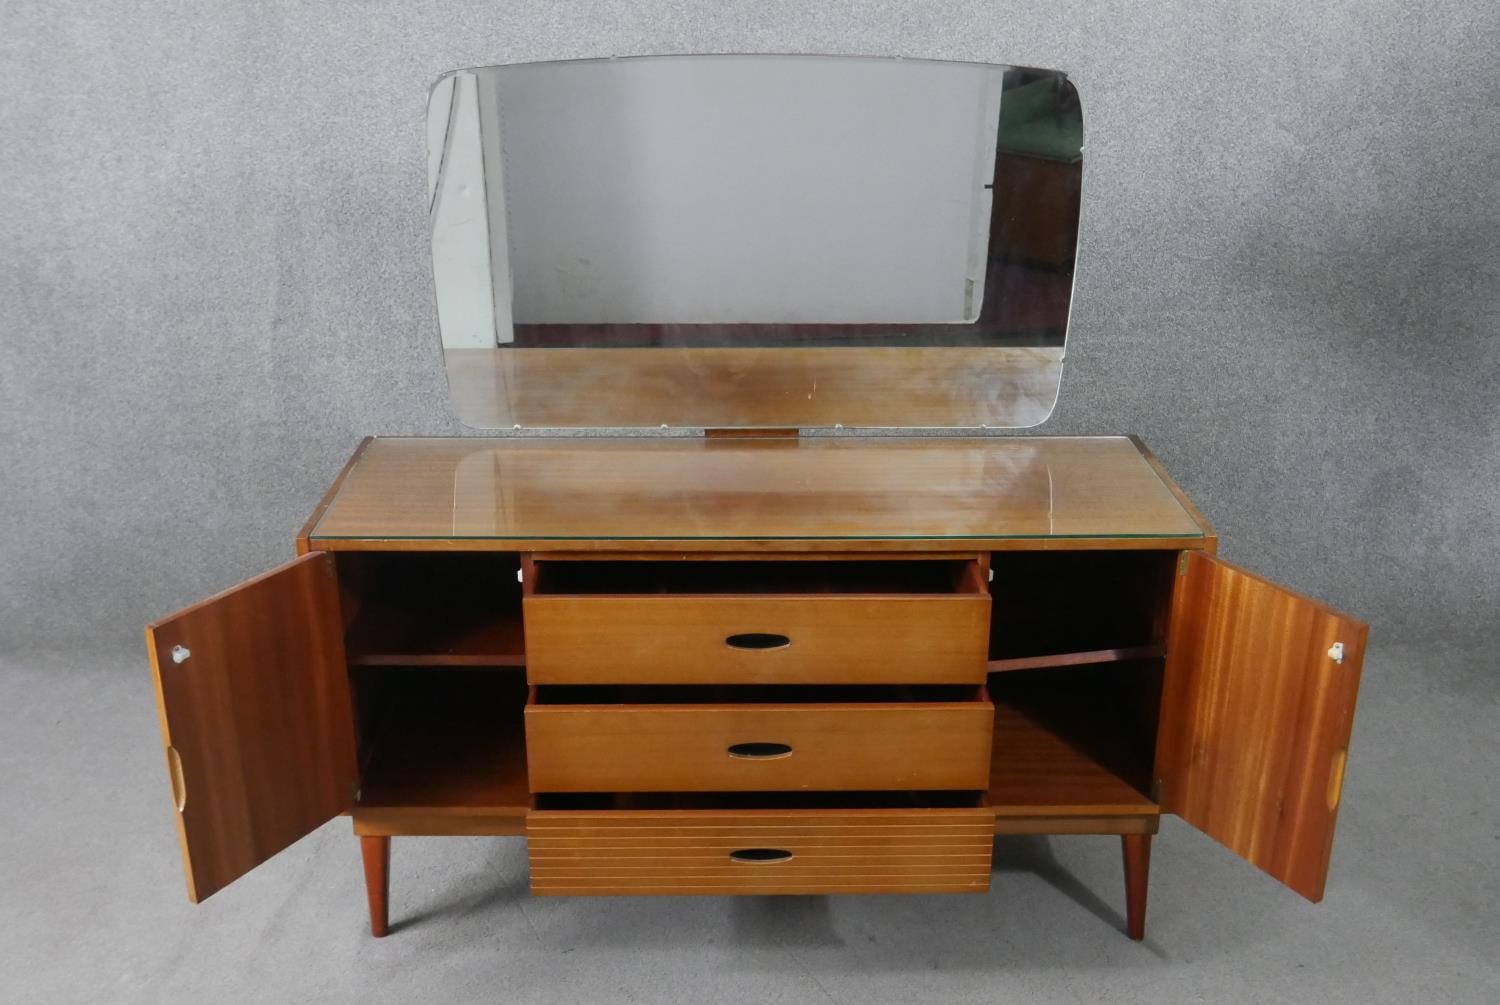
[729,848,793,863]
[727,742,793,759]
[725,633,790,650]
[166,746,187,812]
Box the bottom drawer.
[527,805,994,895]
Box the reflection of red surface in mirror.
[510,263,1072,348]
[443,345,1065,430]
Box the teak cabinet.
[145,435,1367,940]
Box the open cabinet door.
[1157,552,1367,901]
[146,553,356,903]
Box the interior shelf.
[987,644,1164,675]
[355,670,529,820]
[987,667,1159,818]
[346,597,525,667]
[338,552,526,667]
[988,550,1174,662]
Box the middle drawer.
[525,685,994,793]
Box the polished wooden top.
[306,436,1206,551]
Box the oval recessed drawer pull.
[725,632,791,650]
[729,848,794,864]
[727,741,793,759]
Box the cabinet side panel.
[297,437,374,555]
[1127,436,1216,552]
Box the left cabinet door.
[145,553,356,903]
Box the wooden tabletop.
[305,436,1208,551]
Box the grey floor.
[4,640,1496,1005]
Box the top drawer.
[523,558,990,685]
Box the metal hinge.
[1177,552,1190,576]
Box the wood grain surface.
[526,697,993,792]
[360,835,390,937]
[352,673,530,834]
[304,435,1207,550]
[1121,834,1151,940]
[296,437,372,555]
[527,807,995,895]
[1127,436,1218,552]
[986,644,1163,675]
[1157,552,1367,901]
[525,592,989,684]
[145,554,357,902]
[989,700,1158,818]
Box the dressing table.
[145,55,1366,943]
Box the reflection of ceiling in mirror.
[492,57,1002,327]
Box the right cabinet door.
[1157,552,1368,901]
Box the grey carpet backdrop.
[2,2,1497,653]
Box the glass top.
[309,437,1203,544]
[427,55,1083,429]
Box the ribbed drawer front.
[523,571,990,686]
[525,698,994,792]
[527,808,995,895]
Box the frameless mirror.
[428,55,1082,429]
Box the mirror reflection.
[428,55,1082,428]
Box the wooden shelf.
[987,551,1175,665]
[346,599,525,667]
[989,699,1157,822]
[987,644,1163,675]
[353,673,529,836]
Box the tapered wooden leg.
[361,835,391,938]
[1121,834,1151,941]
